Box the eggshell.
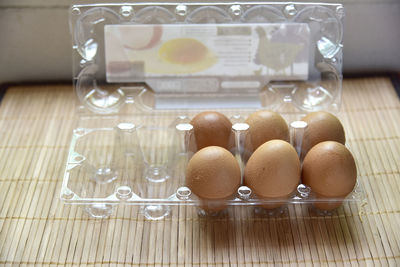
[301,111,345,158]
[244,140,300,209]
[302,141,357,210]
[186,146,241,211]
[244,110,289,160]
[190,111,234,151]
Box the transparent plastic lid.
[71,2,344,114]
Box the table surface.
[0,77,399,266]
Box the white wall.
[0,0,399,83]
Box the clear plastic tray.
[63,2,363,219]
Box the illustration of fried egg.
[125,37,217,75]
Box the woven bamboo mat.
[0,77,399,266]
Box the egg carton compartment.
[71,2,343,115]
[75,71,341,115]
[61,113,364,219]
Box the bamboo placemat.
[0,77,399,266]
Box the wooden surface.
[0,77,400,266]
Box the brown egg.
[302,141,357,210]
[190,111,234,152]
[186,146,241,211]
[301,111,345,158]
[244,140,300,209]
[244,110,289,160]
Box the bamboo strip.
[344,93,388,267]
[21,92,73,265]
[1,115,50,260]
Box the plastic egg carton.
[62,2,363,219]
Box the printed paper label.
[105,23,310,93]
